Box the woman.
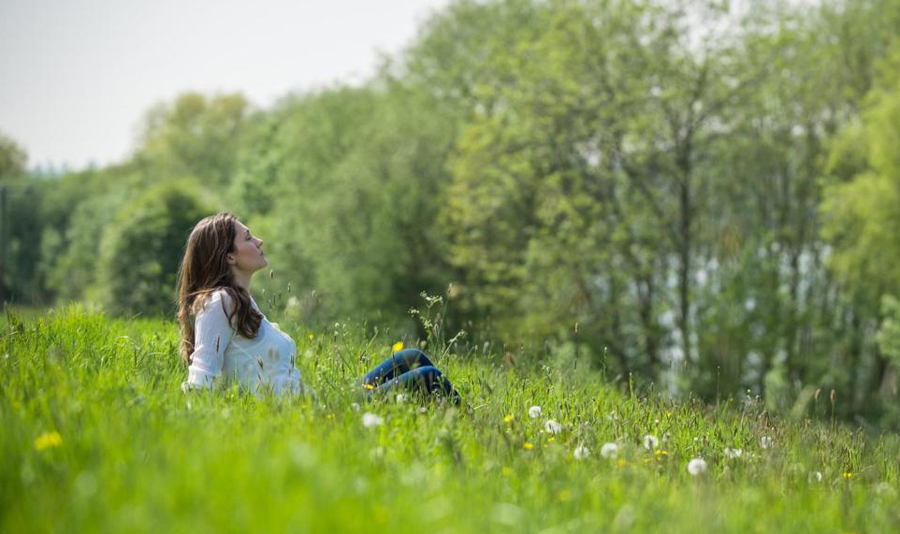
[176,212,460,405]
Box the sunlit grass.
[2,304,899,533]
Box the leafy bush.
[95,181,211,316]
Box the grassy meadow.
[2,304,899,533]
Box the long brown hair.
[175,212,263,366]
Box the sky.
[0,0,451,170]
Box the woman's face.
[228,220,267,274]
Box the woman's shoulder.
[192,287,235,316]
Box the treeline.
[3,0,900,427]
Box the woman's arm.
[182,290,236,392]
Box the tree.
[95,181,212,316]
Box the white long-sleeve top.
[181,288,305,397]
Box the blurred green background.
[3,0,900,427]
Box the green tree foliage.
[0,130,27,180]
[135,92,252,188]
[94,181,211,316]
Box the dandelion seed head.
[544,420,563,434]
[724,447,743,459]
[600,442,619,459]
[687,458,708,475]
[362,412,384,428]
[528,406,542,418]
[760,436,774,449]
[574,445,590,460]
[643,434,659,450]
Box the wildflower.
[34,431,62,451]
[544,420,563,434]
[362,413,383,428]
[654,450,668,458]
[643,434,659,450]
[308,333,314,340]
[392,341,404,353]
[503,414,515,424]
[363,384,375,390]
[687,458,708,476]
[574,445,590,460]
[600,442,619,459]
[760,436,774,449]
[616,458,627,467]
[843,472,853,480]
[395,393,406,403]
[724,447,743,459]
[528,405,542,418]
[523,442,534,450]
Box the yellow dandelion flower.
[503,414,514,423]
[308,333,314,340]
[502,466,513,476]
[616,459,627,467]
[548,437,555,443]
[34,431,62,451]
[843,472,853,479]
[655,450,668,457]
[392,341,404,353]
[523,442,534,450]
[364,384,375,390]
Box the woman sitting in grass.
[176,212,461,405]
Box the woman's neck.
[231,269,252,292]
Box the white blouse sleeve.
[182,290,236,392]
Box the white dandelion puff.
[643,434,659,450]
[395,393,406,403]
[724,447,743,459]
[687,458,708,475]
[574,445,590,460]
[528,406,542,418]
[544,420,563,434]
[362,412,383,428]
[600,442,619,459]
[760,436,774,449]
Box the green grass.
[2,304,899,533]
